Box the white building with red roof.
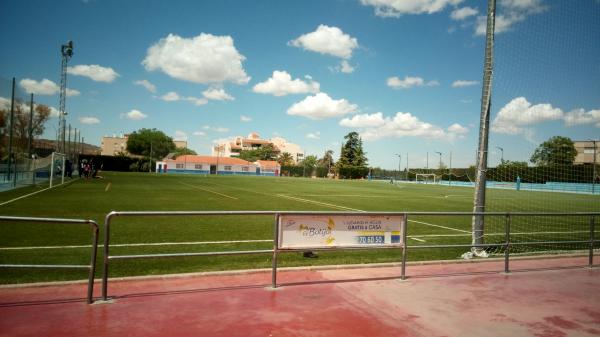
[156,155,280,176]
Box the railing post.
[401,213,408,280]
[504,213,511,274]
[590,216,595,269]
[87,221,99,304]
[271,213,279,288]
[102,212,114,301]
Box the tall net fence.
[481,1,600,255]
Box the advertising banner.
[278,214,403,249]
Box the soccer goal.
[31,152,67,187]
[415,173,438,184]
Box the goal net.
[472,1,599,257]
[415,174,438,184]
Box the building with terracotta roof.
[156,155,280,176]
[212,132,303,163]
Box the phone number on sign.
[356,235,385,244]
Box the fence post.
[87,221,99,304]
[102,212,114,301]
[401,213,408,280]
[271,213,279,288]
[590,216,595,269]
[504,213,511,274]
[49,152,55,187]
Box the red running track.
[1,256,599,337]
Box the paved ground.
[1,256,599,337]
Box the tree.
[318,150,335,169]
[126,128,175,159]
[239,144,278,162]
[497,160,528,169]
[277,152,294,166]
[337,132,368,168]
[301,155,318,170]
[530,136,577,166]
[0,100,51,156]
[172,147,197,158]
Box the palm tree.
[277,152,294,166]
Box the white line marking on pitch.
[105,182,111,192]
[409,237,427,242]
[277,194,365,212]
[177,181,238,200]
[0,178,79,207]
[0,239,272,250]
[408,220,471,233]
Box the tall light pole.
[435,151,442,169]
[496,146,504,164]
[426,152,429,170]
[58,40,73,154]
[395,153,401,180]
[590,139,597,194]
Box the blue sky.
[1,0,598,169]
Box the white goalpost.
[415,173,438,184]
[47,152,66,187]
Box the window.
[242,166,249,172]
[584,148,595,154]
[224,165,232,171]
[195,164,203,169]
[176,164,184,169]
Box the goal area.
[415,174,438,184]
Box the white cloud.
[492,97,563,134]
[306,132,321,139]
[174,130,188,141]
[193,131,207,136]
[121,109,148,121]
[142,33,250,85]
[451,6,478,20]
[475,0,545,36]
[452,80,479,88]
[66,88,80,97]
[78,116,100,124]
[361,0,464,18]
[161,91,181,101]
[134,80,157,93]
[252,70,320,96]
[289,25,358,59]
[202,125,229,133]
[160,91,208,106]
[447,123,469,134]
[202,88,234,101]
[339,60,355,74]
[339,112,386,128]
[240,115,252,122]
[19,78,59,95]
[564,109,600,128]
[387,76,439,89]
[343,111,468,141]
[287,93,358,120]
[67,64,120,82]
[188,97,209,106]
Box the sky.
[1,0,598,169]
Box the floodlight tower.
[58,40,73,154]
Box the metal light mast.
[58,40,73,154]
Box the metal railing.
[100,211,598,301]
[0,216,99,304]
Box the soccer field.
[0,172,598,284]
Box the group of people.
[79,159,99,179]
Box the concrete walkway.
[1,256,598,337]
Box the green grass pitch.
[0,172,598,284]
